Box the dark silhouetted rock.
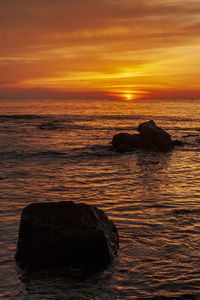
[138,120,174,152]
[112,132,144,152]
[15,201,119,274]
[111,120,175,153]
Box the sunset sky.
[1,0,200,100]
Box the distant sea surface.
[0,99,200,299]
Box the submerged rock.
[112,120,174,153]
[15,201,119,274]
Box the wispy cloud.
[0,0,200,99]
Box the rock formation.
[137,120,174,152]
[111,132,144,153]
[112,120,176,152]
[15,201,119,275]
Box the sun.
[125,93,133,100]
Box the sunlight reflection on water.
[0,99,200,299]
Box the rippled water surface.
[0,99,200,299]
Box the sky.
[1,0,200,100]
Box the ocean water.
[0,98,199,299]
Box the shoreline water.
[0,99,200,299]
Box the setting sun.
[0,0,200,101]
[0,0,200,298]
[125,94,133,100]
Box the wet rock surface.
[138,120,174,152]
[111,132,145,153]
[112,120,176,152]
[15,201,119,275]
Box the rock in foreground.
[112,120,174,152]
[15,201,119,274]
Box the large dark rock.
[111,120,174,153]
[15,201,119,274]
[138,120,174,152]
[112,132,144,152]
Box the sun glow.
[125,93,133,100]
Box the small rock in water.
[112,120,174,153]
[15,201,119,276]
[112,132,144,152]
[137,120,174,152]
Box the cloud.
[0,0,200,99]
[0,86,115,101]
[1,0,200,45]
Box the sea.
[0,98,199,299]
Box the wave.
[37,122,93,131]
[0,141,199,163]
[1,113,199,122]
[99,114,200,123]
[0,150,67,160]
[0,113,199,133]
[171,208,200,215]
[0,146,115,161]
[37,123,200,133]
[0,114,46,120]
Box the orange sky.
[1,0,200,100]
